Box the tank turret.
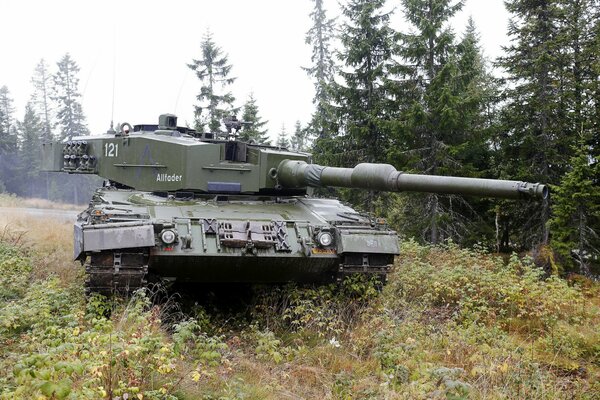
[41,115,547,294]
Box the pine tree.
[550,137,600,276]
[52,53,89,140]
[290,121,309,152]
[336,0,396,162]
[31,59,54,141]
[393,0,501,245]
[0,86,18,194]
[331,0,397,211]
[276,124,290,148]
[591,2,600,162]
[239,93,270,144]
[546,0,599,266]
[17,103,43,197]
[188,31,237,133]
[0,85,17,152]
[304,0,337,143]
[496,0,595,249]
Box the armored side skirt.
[74,221,155,260]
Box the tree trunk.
[430,194,439,244]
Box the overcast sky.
[0,0,510,141]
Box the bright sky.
[0,0,509,141]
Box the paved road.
[0,207,79,222]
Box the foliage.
[250,275,380,338]
[1,223,599,399]
[52,53,89,140]
[30,58,54,141]
[0,86,19,198]
[188,30,237,133]
[275,124,290,148]
[290,120,309,152]
[551,137,600,276]
[392,1,500,245]
[0,55,98,204]
[372,240,599,398]
[239,93,270,145]
[172,318,228,368]
[390,240,587,333]
[304,0,338,145]
[16,103,43,197]
[0,85,17,153]
[494,0,599,248]
[0,243,32,300]
[0,242,230,399]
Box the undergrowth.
[0,219,598,399]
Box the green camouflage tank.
[42,114,548,294]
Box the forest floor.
[0,206,598,399]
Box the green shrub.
[389,241,586,333]
[0,251,32,300]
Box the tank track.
[84,249,149,295]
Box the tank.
[41,114,548,294]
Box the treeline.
[0,55,99,204]
[0,0,598,275]
[297,0,599,275]
[184,0,599,274]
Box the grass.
[0,208,598,399]
[0,193,80,210]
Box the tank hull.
[78,188,398,293]
[148,254,339,283]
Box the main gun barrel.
[276,160,548,200]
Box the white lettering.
[156,173,183,182]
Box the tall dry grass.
[0,193,80,210]
[0,210,80,284]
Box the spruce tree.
[393,0,501,245]
[332,0,397,211]
[276,124,290,148]
[590,2,600,161]
[0,85,17,152]
[547,0,599,265]
[550,137,600,276]
[188,31,236,133]
[52,53,89,140]
[290,121,309,152]
[239,93,270,145]
[17,103,43,197]
[336,0,395,163]
[0,86,18,194]
[31,59,54,141]
[496,0,596,249]
[304,0,337,143]
[589,3,600,268]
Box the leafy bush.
[390,240,587,333]
[0,286,185,399]
[1,232,598,399]
[251,275,380,338]
[0,250,32,300]
[374,240,600,399]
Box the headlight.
[317,231,333,247]
[160,229,176,244]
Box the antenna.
[108,26,117,135]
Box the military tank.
[41,114,548,294]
